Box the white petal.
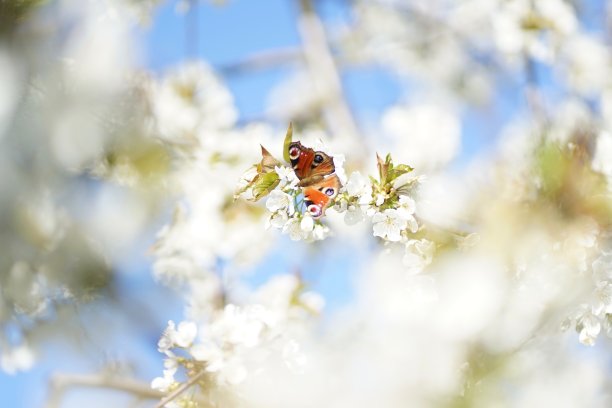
[300,214,315,232]
[344,206,364,225]
[174,321,197,347]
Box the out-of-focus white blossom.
[593,131,612,185]
[150,61,237,142]
[561,34,611,96]
[382,104,461,171]
[577,309,601,346]
[0,344,35,375]
[403,239,435,273]
[493,0,577,61]
[151,368,176,393]
[267,71,322,121]
[155,276,323,392]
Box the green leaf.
[393,163,414,173]
[537,143,567,195]
[251,171,280,201]
[387,164,414,183]
[283,123,293,163]
[369,175,379,187]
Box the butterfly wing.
[303,174,341,219]
[287,141,335,185]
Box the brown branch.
[296,0,367,160]
[218,47,304,75]
[153,369,207,408]
[46,373,163,408]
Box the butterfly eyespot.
[313,154,324,165]
[289,147,300,160]
[324,187,335,196]
[307,204,323,218]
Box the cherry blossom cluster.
[333,154,421,241]
[151,275,323,406]
[564,251,612,346]
[238,161,332,242]
[237,142,424,246]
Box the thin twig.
[217,47,304,75]
[46,373,163,408]
[523,54,548,127]
[153,370,207,408]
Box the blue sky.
[142,0,524,164]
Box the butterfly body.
[288,141,341,218]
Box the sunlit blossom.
[372,209,408,242]
[151,369,176,393]
[266,190,295,215]
[0,345,35,375]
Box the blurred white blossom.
[0,344,35,375]
[382,104,461,171]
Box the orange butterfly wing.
[288,142,335,185]
[303,174,341,218]
[287,141,342,219]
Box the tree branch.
[153,369,207,408]
[218,47,304,75]
[296,0,367,160]
[46,373,163,408]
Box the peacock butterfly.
[287,141,341,219]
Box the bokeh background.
[1,0,612,407]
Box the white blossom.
[275,165,299,189]
[382,104,460,170]
[173,321,198,347]
[396,195,418,233]
[158,320,197,352]
[151,369,176,393]
[150,62,237,142]
[593,131,612,184]
[345,171,373,207]
[592,253,612,283]
[403,239,435,273]
[344,205,365,225]
[190,341,223,364]
[266,190,295,216]
[372,209,408,242]
[0,345,35,375]
[300,214,315,232]
[267,210,289,230]
[578,310,601,346]
[594,282,612,315]
[311,224,330,241]
[283,218,304,241]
